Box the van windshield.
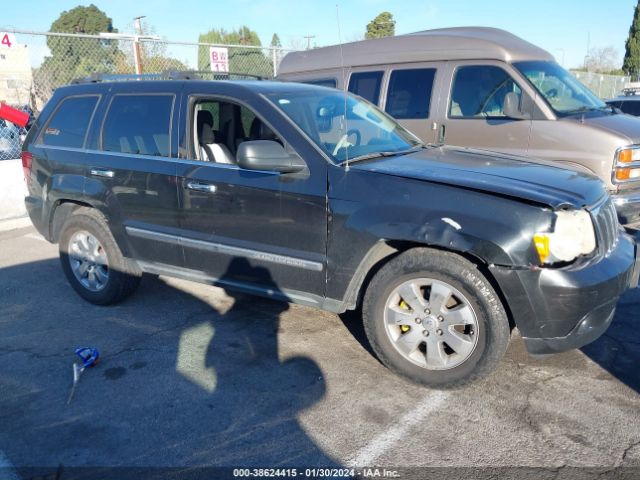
[265,89,422,165]
[514,61,607,116]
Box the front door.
[175,95,328,303]
[437,62,532,155]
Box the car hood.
[567,110,640,144]
[350,146,606,209]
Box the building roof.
[278,27,555,75]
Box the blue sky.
[1,0,638,68]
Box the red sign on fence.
[0,32,16,48]
[209,47,229,73]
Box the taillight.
[21,151,32,182]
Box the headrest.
[197,110,215,144]
[249,117,277,141]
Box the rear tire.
[363,248,510,388]
[59,208,141,305]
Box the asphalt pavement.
[0,225,639,480]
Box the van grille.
[591,197,619,255]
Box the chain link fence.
[570,70,629,100]
[0,29,637,161]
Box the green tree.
[624,1,640,78]
[365,12,395,40]
[270,33,282,48]
[197,26,272,78]
[37,4,122,95]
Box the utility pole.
[303,35,316,50]
[133,15,146,74]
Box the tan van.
[278,27,640,228]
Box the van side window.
[449,66,522,118]
[304,79,337,89]
[348,71,383,105]
[40,96,99,148]
[385,68,436,119]
[102,94,174,157]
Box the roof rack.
[71,70,266,84]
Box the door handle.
[185,182,217,193]
[438,124,446,144]
[90,168,114,178]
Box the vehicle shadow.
[0,257,341,477]
[581,289,640,394]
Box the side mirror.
[503,92,531,120]
[236,140,306,174]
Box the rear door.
[174,90,328,302]
[84,86,184,267]
[436,61,533,155]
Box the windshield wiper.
[563,106,595,114]
[344,144,426,165]
[344,151,400,164]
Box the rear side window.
[385,68,436,119]
[619,100,640,116]
[449,65,522,118]
[348,71,383,105]
[102,94,174,157]
[41,95,98,148]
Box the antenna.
[336,4,349,170]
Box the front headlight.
[533,209,596,265]
[613,146,640,182]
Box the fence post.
[272,47,278,78]
[133,36,143,74]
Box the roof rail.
[70,70,267,84]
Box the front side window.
[449,66,522,118]
[514,61,606,116]
[41,95,99,148]
[348,71,384,105]
[385,68,436,119]
[102,94,174,157]
[265,88,421,164]
[192,99,277,164]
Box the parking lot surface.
[1,226,639,479]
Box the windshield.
[265,88,421,164]
[514,61,606,116]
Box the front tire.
[363,248,510,387]
[59,208,141,305]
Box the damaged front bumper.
[490,232,638,355]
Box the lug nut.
[424,308,431,315]
[423,330,430,337]
[415,318,422,324]
[436,329,443,336]
[438,315,444,322]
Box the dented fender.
[326,165,556,306]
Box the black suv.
[22,79,639,387]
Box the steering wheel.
[546,88,558,99]
[332,129,361,156]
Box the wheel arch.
[340,240,516,331]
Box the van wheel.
[363,248,510,387]
[59,209,141,305]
